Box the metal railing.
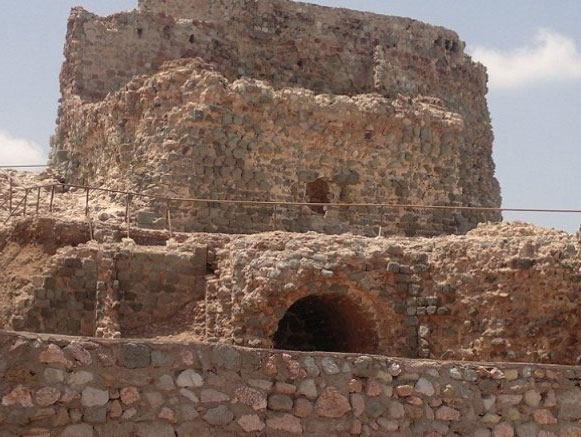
[1,179,581,237]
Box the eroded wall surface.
[51,0,501,236]
[4,219,580,366]
[0,331,580,436]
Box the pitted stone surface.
[50,0,501,238]
[315,387,351,418]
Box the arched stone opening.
[272,294,378,353]
[306,178,330,215]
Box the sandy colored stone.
[395,385,413,397]
[559,389,581,420]
[39,344,72,368]
[533,409,557,425]
[378,418,399,432]
[35,387,61,407]
[275,382,297,394]
[68,370,94,386]
[504,369,519,381]
[109,400,123,419]
[120,386,140,405]
[348,379,363,393]
[60,387,80,404]
[415,377,435,396]
[315,387,351,418]
[294,398,313,418]
[53,407,70,427]
[263,355,277,376]
[202,405,234,426]
[44,368,65,384]
[524,390,542,407]
[2,386,33,407]
[201,388,230,403]
[266,414,302,434]
[436,406,461,421]
[156,374,175,391]
[483,413,502,424]
[483,395,497,411]
[407,396,423,406]
[561,427,581,437]
[179,388,199,403]
[498,394,522,406]
[235,386,267,410]
[81,386,109,407]
[493,422,514,437]
[61,424,94,437]
[388,401,405,419]
[365,379,383,397]
[158,407,176,423]
[405,404,424,419]
[136,422,175,437]
[248,379,273,391]
[238,414,265,432]
[64,342,92,365]
[176,369,203,388]
[351,419,362,435]
[544,390,557,407]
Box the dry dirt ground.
[0,169,134,227]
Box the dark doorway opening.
[306,179,330,215]
[272,294,378,353]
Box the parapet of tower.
[51,0,501,236]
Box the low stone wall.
[0,331,580,436]
[17,242,209,339]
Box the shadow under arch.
[272,293,379,354]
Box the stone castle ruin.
[51,0,500,236]
[0,1,580,436]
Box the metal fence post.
[9,177,12,213]
[49,185,55,213]
[36,187,41,215]
[166,200,173,238]
[125,194,131,239]
[85,187,90,217]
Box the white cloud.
[0,129,46,167]
[471,29,581,89]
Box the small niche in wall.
[137,28,143,38]
[306,178,330,215]
[189,34,195,44]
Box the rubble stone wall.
[1,331,580,436]
[5,219,580,366]
[52,0,501,236]
[16,242,209,340]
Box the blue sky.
[1,1,580,232]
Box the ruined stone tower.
[51,0,501,236]
[1,2,580,435]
